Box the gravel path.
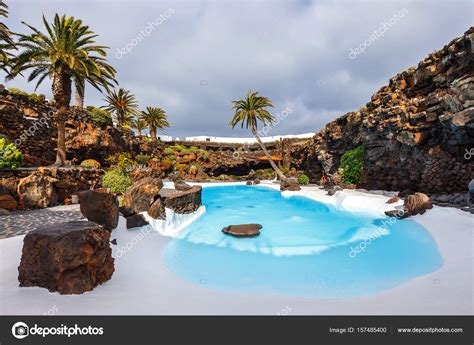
[0,205,85,239]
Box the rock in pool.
[222,224,262,237]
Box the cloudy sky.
[2,0,472,138]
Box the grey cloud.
[2,0,472,137]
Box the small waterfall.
[142,206,206,237]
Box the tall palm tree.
[230,91,286,181]
[0,0,14,72]
[8,14,117,166]
[131,117,146,136]
[140,107,170,140]
[102,88,139,127]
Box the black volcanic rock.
[285,28,474,194]
[18,221,114,294]
[77,190,119,230]
[222,224,262,237]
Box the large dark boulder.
[222,224,262,237]
[18,221,114,295]
[0,185,17,210]
[148,197,165,219]
[404,192,433,214]
[17,173,58,209]
[77,190,119,230]
[280,179,301,191]
[326,185,343,196]
[160,186,202,214]
[126,214,149,229]
[123,177,163,215]
[174,180,193,191]
[468,179,474,207]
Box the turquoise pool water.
[162,185,442,297]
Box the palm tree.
[8,14,117,166]
[140,107,170,140]
[0,0,14,72]
[131,117,146,136]
[230,91,287,181]
[102,88,139,127]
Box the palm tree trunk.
[117,111,124,127]
[150,126,156,140]
[74,77,84,108]
[74,88,84,108]
[251,126,287,181]
[52,70,72,166]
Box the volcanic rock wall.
[0,94,157,165]
[291,27,474,193]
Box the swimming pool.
[162,185,442,297]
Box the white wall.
[183,133,314,144]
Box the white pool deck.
[0,182,472,315]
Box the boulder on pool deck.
[404,192,433,214]
[16,173,58,209]
[77,190,119,230]
[174,180,193,191]
[18,221,114,295]
[280,180,301,191]
[222,224,262,237]
[125,214,149,229]
[148,197,165,219]
[123,177,163,215]
[160,185,202,214]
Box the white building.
[183,133,314,144]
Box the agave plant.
[8,14,117,165]
[102,88,140,127]
[139,107,170,140]
[230,90,286,181]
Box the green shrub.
[281,167,289,175]
[340,146,364,184]
[170,144,190,154]
[8,87,28,97]
[28,93,43,104]
[106,153,136,174]
[101,170,132,193]
[135,154,151,166]
[163,147,175,155]
[80,159,101,169]
[0,138,23,170]
[298,174,309,185]
[175,163,189,171]
[86,106,113,126]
